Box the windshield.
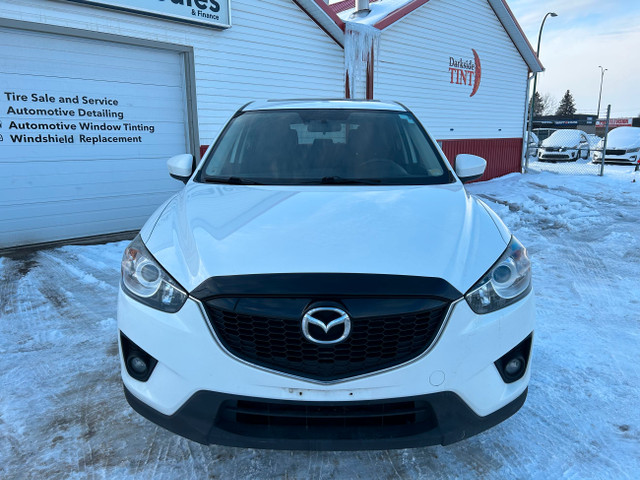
[198,109,450,185]
[543,130,584,146]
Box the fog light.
[120,332,157,382]
[504,355,525,376]
[128,355,148,375]
[494,334,532,384]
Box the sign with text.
[62,0,231,29]
[448,49,482,97]
[596,118,633,128]
[3,90,160,146]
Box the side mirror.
[455,154,487,183]
[167,154,194,183]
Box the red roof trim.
[294,0,345,45]
[311,0,346,31]
[373,0,431,30]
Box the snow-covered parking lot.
[1,169,638,479]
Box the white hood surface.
[604,127,640,150]
[542,131,584,148]
[143,183,509,294]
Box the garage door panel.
[1,193,174,229]
[1,158,173,177]
[2,177,177,206]
[0,26,192,248]
[3,74,187,121]
[1,31,184,86]
[2,136,189,161]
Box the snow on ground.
[1,168,639,479]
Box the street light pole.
[596,66,607,118]
[525,12,557,171]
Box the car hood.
[143,183,509,294]
[604,139,640,149]
[541,139,579,148]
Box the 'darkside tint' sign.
[448,49,482,97]
[62,0,231,29]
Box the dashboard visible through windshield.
[198,109,451,185]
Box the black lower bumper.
[124,386,527,450]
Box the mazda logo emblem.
[302,307,351,345]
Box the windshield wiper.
[318,176,382,185]
[204,176,264,185]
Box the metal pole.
[596,66,607,118]
[600,104,611,177]
[525,12,557,172]
[520,72,532,173]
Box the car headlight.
[627,147,640,153]
[465,236,532,314]
[121,235,188,313]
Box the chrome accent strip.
[192,296,462,386]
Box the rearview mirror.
[455,154,486,183]
[167,154,194,183]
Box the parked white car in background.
[538,129,590,162]
[533,128,557,143]
[587,134,602,151]
[117,100,534,450]
[527,131,539,157]
[592,127,640,165]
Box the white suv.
[118,100,534,450]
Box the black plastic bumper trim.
[123,385,527,450]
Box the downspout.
[345,72,351,99]
[366,45,375,99]
[520,70,532,172]
[357,0,373,99]
[344,21,380,99]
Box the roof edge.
[488,0,543,72]
[320,0,543,73]
[373,0,431,30]
[300,0,346,45]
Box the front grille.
[540,153,571,160]
[605,149,626,155]
[204,300,449,381]
[216,398,438,440]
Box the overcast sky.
[508,0,640,118]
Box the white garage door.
[0,26,194,248]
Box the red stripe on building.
[439,138,522,181]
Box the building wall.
[439,138,522,181]
[0,0,346,144]
[0,0,346,247]
[373,0,529,177]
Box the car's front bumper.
[538,149,578,161]
[593,152,639,164]
[124,383,528,450]
[118,288,535,448]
